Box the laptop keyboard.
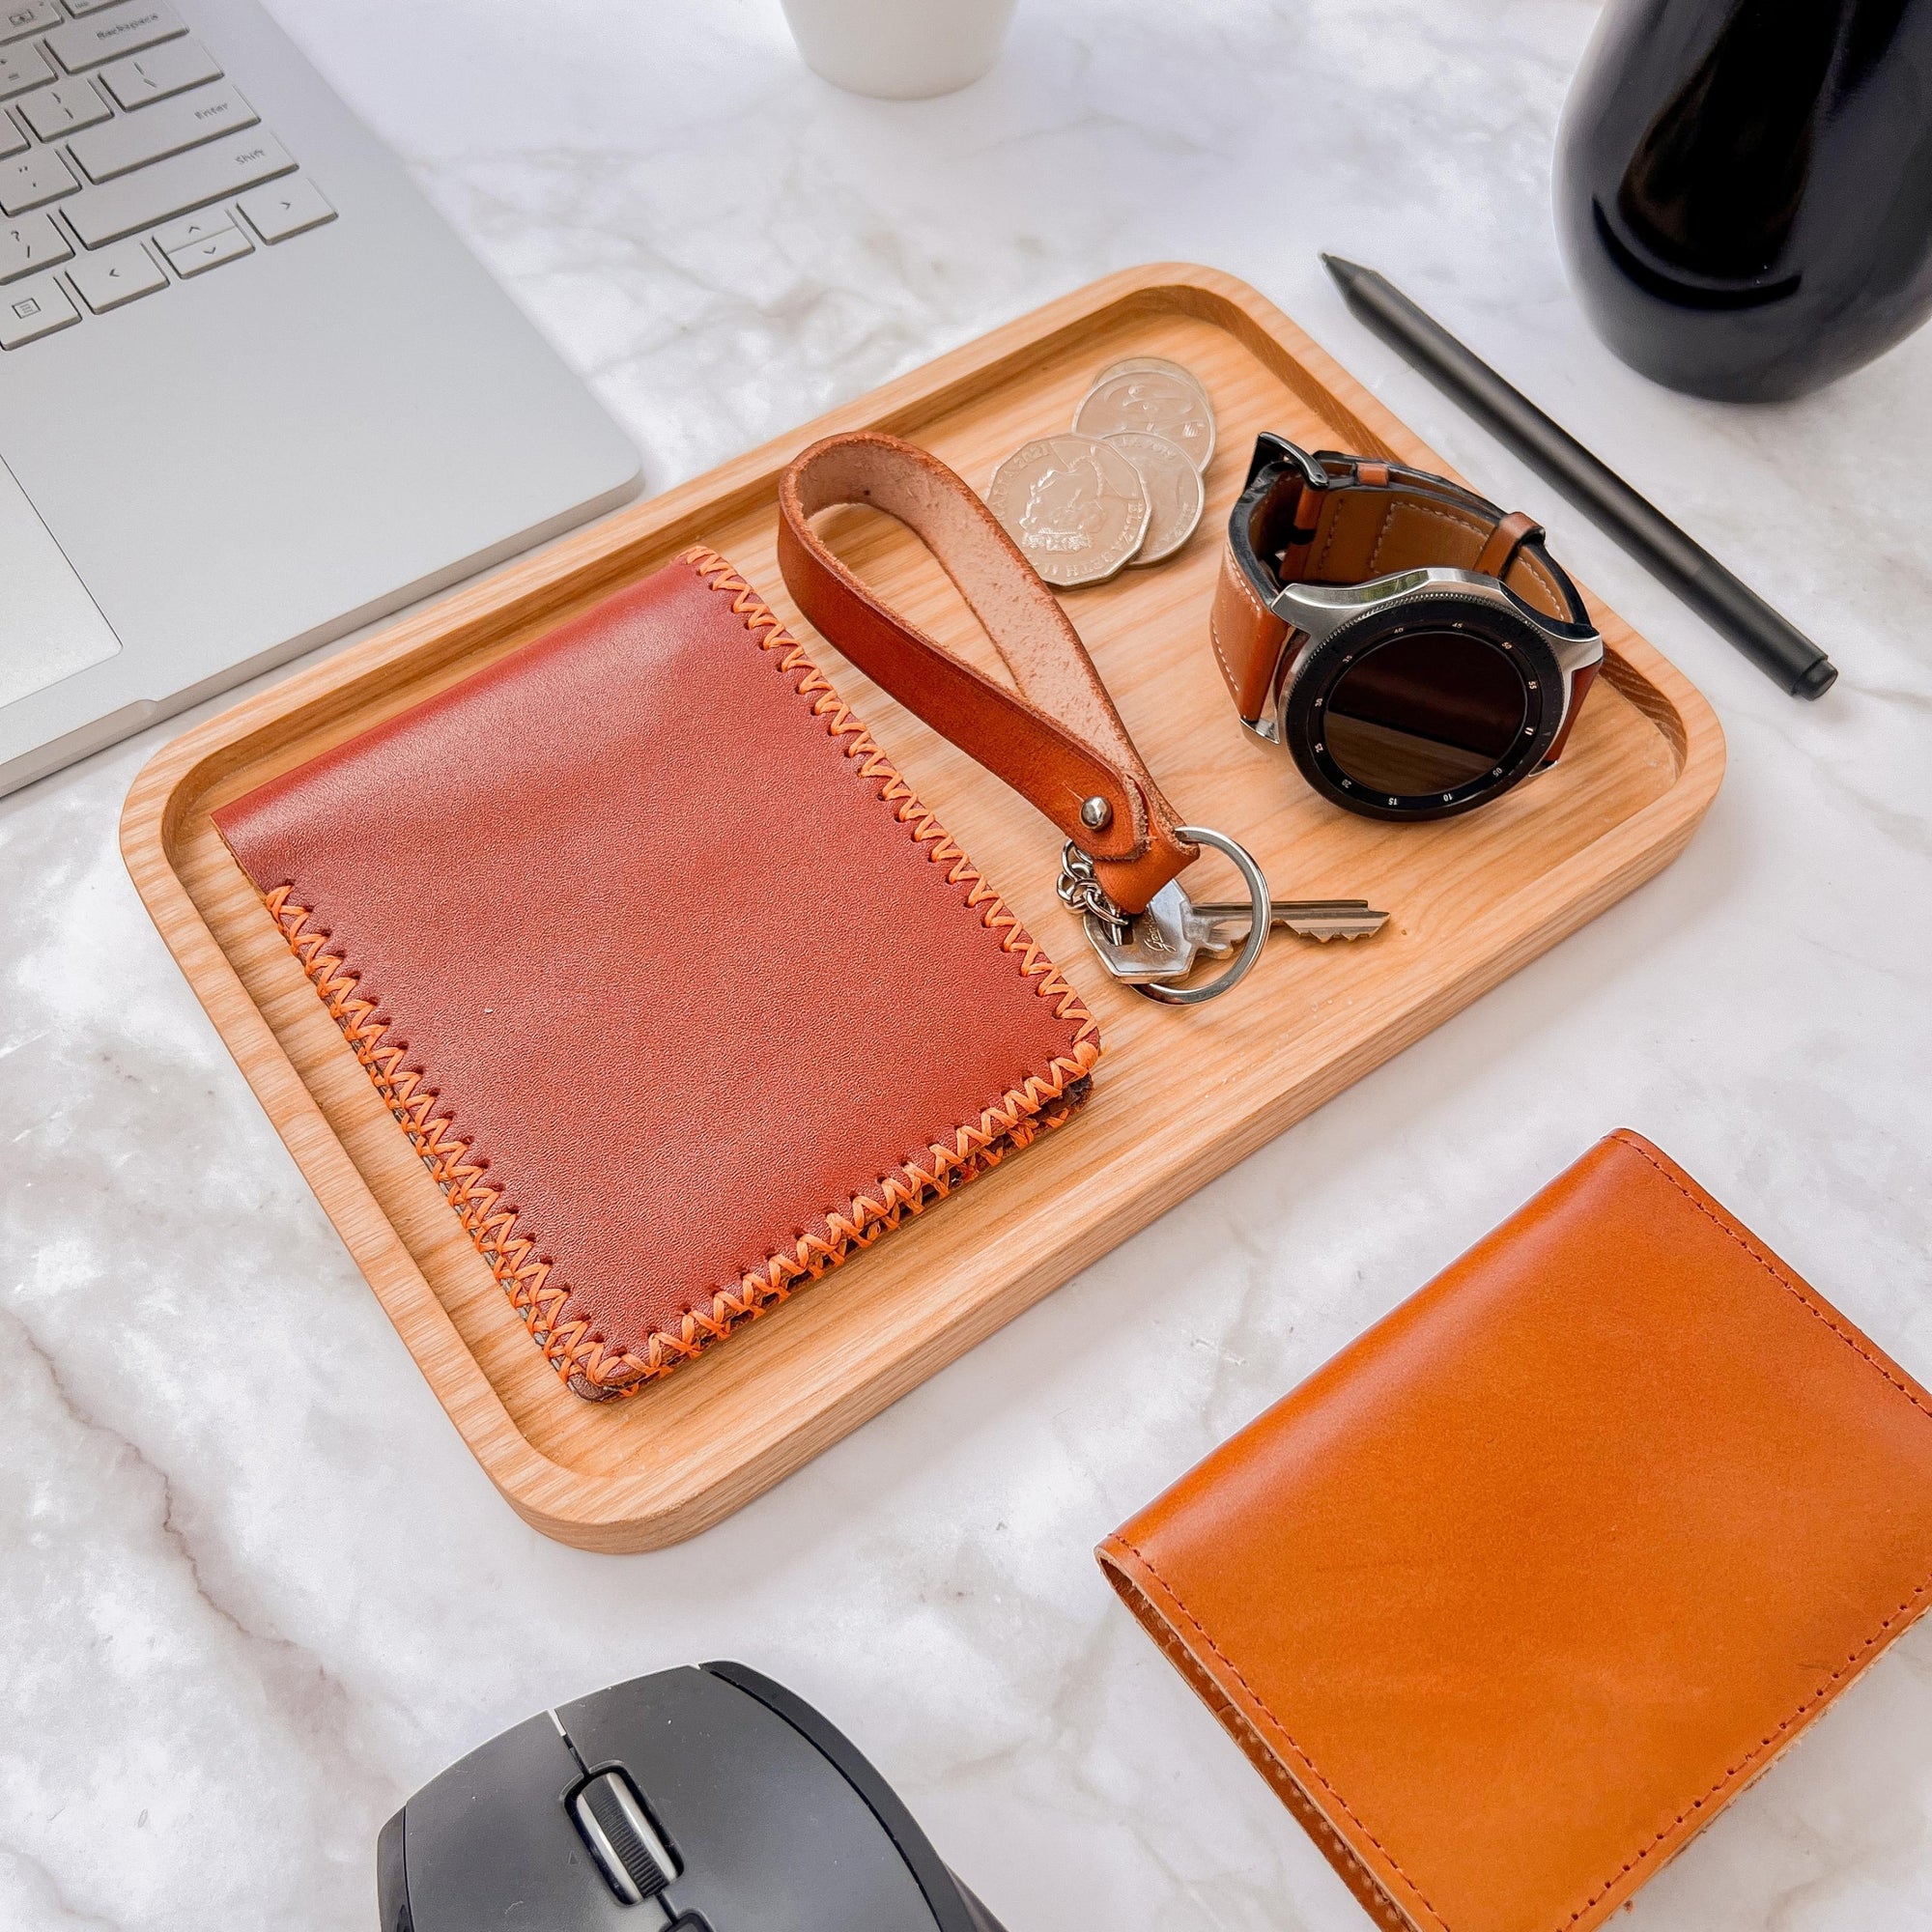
[0,0,332,350]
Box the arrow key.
[69,234,165,311]
[238,174,332,243]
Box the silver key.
[0,106,23,156]
[0,270,78,347]
[17,78,112,137]
[0,40,52,99]
[44,2,185,74]
[98,34,218,108]
[68,232,162,309]
[66,0,131,14]
[1186,898,1391,947]
[238,174,332,242]
[65,129,292,245]
[0,143,74,213]
[163,220,248,275]
[0,209,71,281]
[68,81,255,182]
[1082,877,1388,984]
[0,1,60,45]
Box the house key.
[1186,897,1389,947]
[1062,832,1389,1007]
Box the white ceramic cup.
[779,0,1018,99]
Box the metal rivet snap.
[1079,795,1113,831]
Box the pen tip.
[1321,253,1367,282]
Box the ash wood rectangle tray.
[122,265,1723,1551]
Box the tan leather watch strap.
[1211,451,1582,732]
[779,431,1196,914]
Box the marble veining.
[3,2,1930,1927]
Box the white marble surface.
[4,2,1931,1926]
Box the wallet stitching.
[1611,1135,1932,1426]
[263,877,1097,1397]
[1114,1535,1450,1932]
[244,549,1104,1402]
[1119,1144,1932,1932]
[1557,1572,1932,1928]
[1547,1136,1932,1925]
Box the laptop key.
[0,270,78,346]
[99,34,218,108]
[0,143,74,213]
[68,232,162,308]
[150,204,228,250]
[239,175,332,242]
[163,220,248,276]
[0,41,52,98]
[45,2,185,74]
[65,130,293,245]
[0,209,70,281]
[18,78,112,137]
[0,107,22,157]
[69,82,256,182]
[0,2,62,45]
[65,0,132,13]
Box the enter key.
[66,82,257,182]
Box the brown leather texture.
[1212,455,1583,738]
[1098,1129,1932,1932]
[780,430,1196,914]
[213,549,1100,1401]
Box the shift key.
[66,130,292,246]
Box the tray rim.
[121,263,1725,1548]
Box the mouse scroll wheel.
[570,1769,680,1906]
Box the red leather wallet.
[213,549,1099,1399]
[1099,1130,1932,1932]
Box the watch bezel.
[1280,584,1569,821]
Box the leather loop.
[1474,509,1545,581]
[779,431,1196,914]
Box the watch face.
[1287,599,1562,819]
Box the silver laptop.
[0,0,641,797]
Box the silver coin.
[1103,431,1205,565]
[1093,355,1211,407]
[986,434,1150,588]
[1072,367,1215,472]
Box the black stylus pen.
[1321,255,1837,699]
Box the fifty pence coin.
[1103,431,1205,565]
[1072,366,1215,472]
[986,433,1150,587]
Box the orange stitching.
[679,544,1102,1050]
[1536,1134,1932,1926]
[1607,1134,1932,1425]
[251,548,1100,1401]
[1117,1130,1932,1932]
[1113,1537,1450,1932]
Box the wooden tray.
[122,265,1723,1551]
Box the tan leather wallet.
[213,549,1099,1399]
[1098,1129,1932,1932]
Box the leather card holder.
[1098,1129,1932,1932]
[213,548,1100,1401]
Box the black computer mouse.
[378,1662,1009,1932]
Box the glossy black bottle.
[1556,0,1932,400]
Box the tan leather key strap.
[779,431,1196,914]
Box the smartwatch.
[1212,434,1605,821]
